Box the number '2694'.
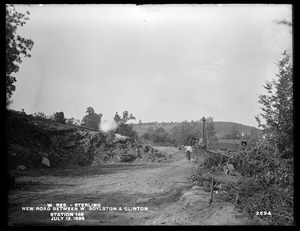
[256,211,272,216]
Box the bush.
[33,111,51,121]
[203,140,294,225]
[115,123,138,139]
[66,117,81,125]
[53,112,66,124]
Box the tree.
[81,107,103,130]
[141,132,151,141]
[6,5,34,105]
[114,111,136,124]
[153,127,169,143]
[121,111,136,123]
[248,128,260,145]
[256,50,293,157]
[141,126,154,141]
[169,125,180,143]
[206,117,216,144]
[146,126,155,133]
[115,123,138,139]
[113,112,121,123]
[180,121,193,145]
[86,106,95,114]
[189,120,202,139]
[53,112,66,124]
[113,111,137,138]
[275,19,292,33]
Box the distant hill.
[213,121,261,139]
[132,121,261,139]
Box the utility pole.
[201,117,207,150]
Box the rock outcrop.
[7,110,170,170]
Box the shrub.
[115,123,138,139]
[53,112,66,124]
[203,140,294,225]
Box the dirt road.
[8,147,253,226]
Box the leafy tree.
[113,112,121,123]
[115,123,138,139]
[256,50,293,157]
[146,126,155,134]
[206,117,216,144]
[169,121,202,145]
[86,106,95,114]
[189,120,202,138]
[53,112,66,124]
[114,111,136,124]
[141,132,152,141]
[122,111,136,123]
[141,126,155,141]
[113,111,137,138]
[153,127,169,143]
[81,107,103,130]
[6,5,34,105]
[248,128,260,146]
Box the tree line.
[30,107,138,139]
[140,117,217,146]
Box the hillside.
[132,121,261,139]
[213,121,261,138]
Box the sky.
[8,4,292,127]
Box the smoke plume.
[100,120,119,133]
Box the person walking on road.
[184,145,193,161]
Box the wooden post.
[209,177,214,204]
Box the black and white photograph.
[6,4,293,226]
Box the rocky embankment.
[7,110,170,174]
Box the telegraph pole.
[201,117,207,150]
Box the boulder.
[223,165,229,174]
[41,157,50,167]
[114,134,128,141]
[226,163,235,172]
[63,141,76,148]
[38,151,49,158]
[17,165,26,171]
[120,154,136,163]
[10,152,17,157]
[192,185,202,190]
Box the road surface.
[8,147,253,226]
